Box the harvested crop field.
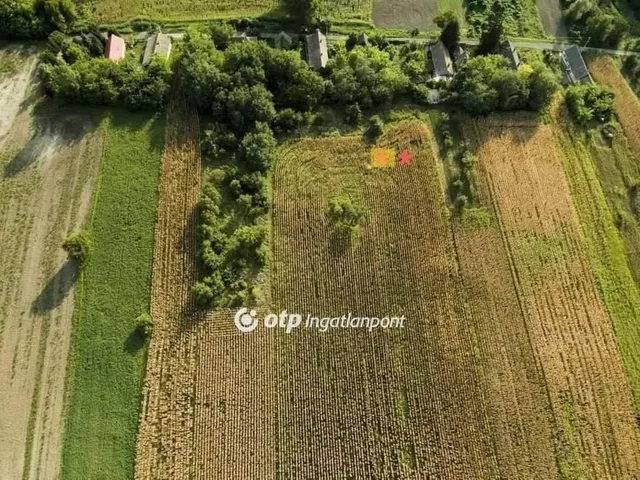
[133,115,640,477]
[0,51,103,479]
[465,115,640,477]
[373,0,451,29]
[588,56,640,160]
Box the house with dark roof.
[274,31,293,50]
[306,29,329,70]
[427,41,454,80]
[561,45,593,85]
[500,40,520,70]
[105,34,126,62]
[142,32,172,66]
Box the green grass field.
[61,111,164,480]
[93,0,372,24]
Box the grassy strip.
[553,104,640,410]
[61,111,164,479]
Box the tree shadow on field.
[4,105,100,178]
[31,260,78,315]
[464,111,541,157]
[180,204,208,330]
[124,328,147,355]
[108,109,165,152]
[328,228,352,258]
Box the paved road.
[167,32,640,57]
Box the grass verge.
[60,110,165,479]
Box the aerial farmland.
[1,0,640,479]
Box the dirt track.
[0,48,103,480]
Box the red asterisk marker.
[398,149,413,166]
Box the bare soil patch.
[0,53,103,480]
[373,0,439,29]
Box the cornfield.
[464,115,640,477]
[134,117,640,478]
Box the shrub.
[327,196,365,232]
[272,108,306,133]
[135,313,154,337]
[209,22,235,50]
[329,46,409,109]
[454,194,469,212]
[367,115,384,139]
[345,103,362,125]
[566,84,614,124]
[239,122,277,172]
[62,231,92,266]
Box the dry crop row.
[134,93,203,480]
[271,122,501,477]
[466,116,640,478]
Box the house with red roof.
[105,34,126,62]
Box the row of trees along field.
[0,0,78,39]
[33,11,578,307]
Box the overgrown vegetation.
[466,0,544,39]
[453,56,558,114]
[178,31,305,308]
[0,0,78,40]
[433,112,480,214]
[622,55,640,95]
[563,0,630,47]
[565,83,614,124]
[327,196,365,234]
[62,231,92,267]
[39,32,173,109]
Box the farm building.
[306,29,329,70]
[104,34,126,62]
[142,33,172,66]
[561,45,593,85]
[500,41,521,70]
[427,41,454,80]
[274,31,293,50]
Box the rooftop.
[306,29,329,70]
[428,41,454,78]
[105,34,126,62]
[562,45,593,84]
[142,32,172,66]
[500,40,521,70]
